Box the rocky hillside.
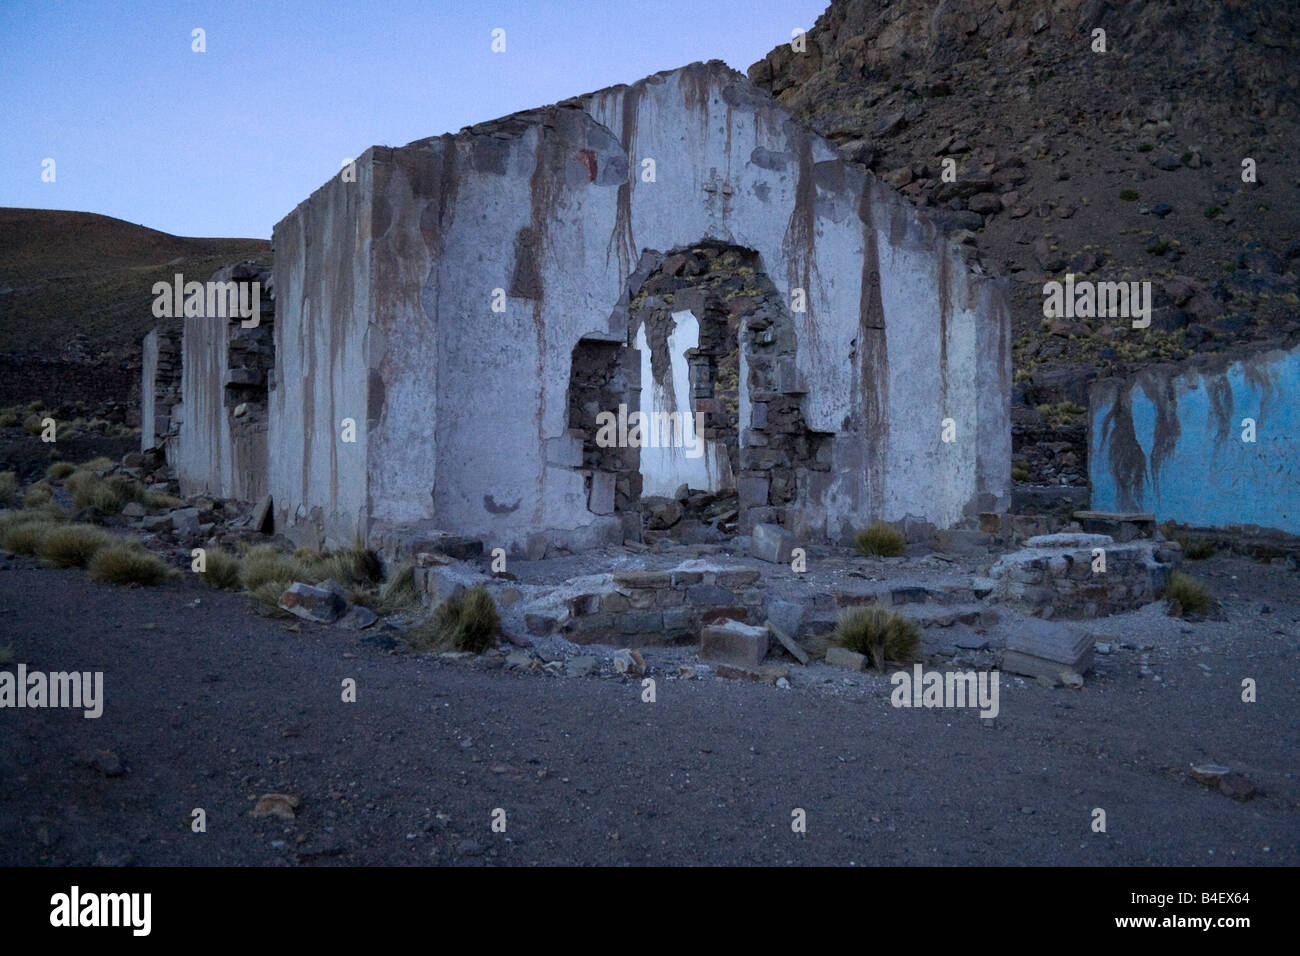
[0,208,268,410]
[751,0,1300,489]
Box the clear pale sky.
[0,0,829,239]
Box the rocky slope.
[750,0,1300,488]
[0,208,268,409]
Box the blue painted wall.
[1089,341,1299,534]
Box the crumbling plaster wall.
[1090,339,1299,534]
[271,60,1010,552]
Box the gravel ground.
[0,555,1296,866]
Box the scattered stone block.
[278,581,346,623]
[715,662,790,684]
[749,522,796,564]
[700,619,770,668]
[565,655,597,678]
[766,614,810,665]
[825,646,866,671]
[1001,618,1093,680]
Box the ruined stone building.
[143,61,1011,555]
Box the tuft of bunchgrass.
[37,523,112,568]
[0,512,55,555]
[406,586,499,653]
[1162,571,1214,615]
[378,561,420,613]
[0,410,18,428]
[88,542,173,586]
[240,546,310,592]
[855,522,906,558]
[305,544,383,589]
[199,548,243,590]
[23,482,53,508]
[71,475,126,514]
[1179,537,1217,560]
[0,646,12,666]
[0,472,17,506]
[833,606,921,672]
[45,461,76,480]
[78,457,114,474]
[144,492,183,510]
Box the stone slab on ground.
[700,619,770,668]
[766,615,810,664]
[714,662,790,684]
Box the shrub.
[0,472,16,506]
[71,475,126,514]
[23,483,52,508]
[1136,142,1153,152]
[378,561,420,613]
[1162,571,1214,615]
[1203,206,1221,219]
[0,513,54,555]
[88,543,173,586]
[1037,400,1087,427]
[0,411,18,427]
[855,522,905,558]
[78,456,114,474]
[407,586,499,653]
[22,413,45,435]
[38,523,112,568]
[1010,462,1030,482]
[144,492,183,510]
[45,461,76,480]
[306,544,383,589]
[0,646,12,666]
[240,545,309,592]
[834,606,921,672]
[1179,537,1217,560]
[200,548,243,590]
[1119,189,1139,202]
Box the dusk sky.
[0,0,829,239]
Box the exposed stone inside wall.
[627,242,833,533]
[566,338,641,513]
[219,262,275,448]
[148,324,183,448]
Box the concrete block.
[700,619,770,667]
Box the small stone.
[250,793,299,820]
[505,651,534,669]
[612,648,646,676]
[336,605,378,630]
[565,655,597,678]
[775,677,792,690]
[89,749,124,777]
[1059,669,1084,689]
